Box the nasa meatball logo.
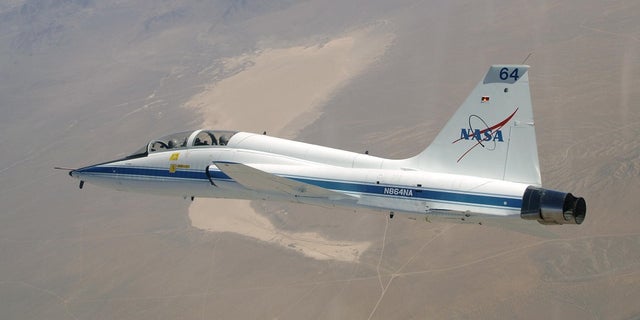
[453,108,518,162]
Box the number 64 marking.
[499,67,520,81]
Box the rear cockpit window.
[192,130,236,147]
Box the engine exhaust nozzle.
[521,186,586,225]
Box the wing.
[212,162,356,200]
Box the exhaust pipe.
[521,186,586,225]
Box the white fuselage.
[67,65,587,227]
[72,132,529,222]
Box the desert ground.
[1,0,640,319]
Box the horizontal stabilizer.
[212,162,355,200]
[425,209,559,238]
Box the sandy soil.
[6,1,640,318]
[186,27,394,137]
[189,200,370,262]
[186,27,393,262]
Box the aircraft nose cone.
[70,167,86,178]
[69,166,92,179]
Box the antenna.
[521,52,533,64]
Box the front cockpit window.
[147,131,191,153]
[127,130,238,158]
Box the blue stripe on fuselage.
[78,165,522,209]
[289,177,522,209]
[76,165,231,181]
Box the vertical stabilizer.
[409,65,541,186]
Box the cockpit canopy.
[127,130,238,159]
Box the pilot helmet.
[167,139,179,148]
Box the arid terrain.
[1,0,639,319]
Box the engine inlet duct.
[521,186,586,225]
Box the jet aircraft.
[63,65,586,228]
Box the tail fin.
[409,65,541,186]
